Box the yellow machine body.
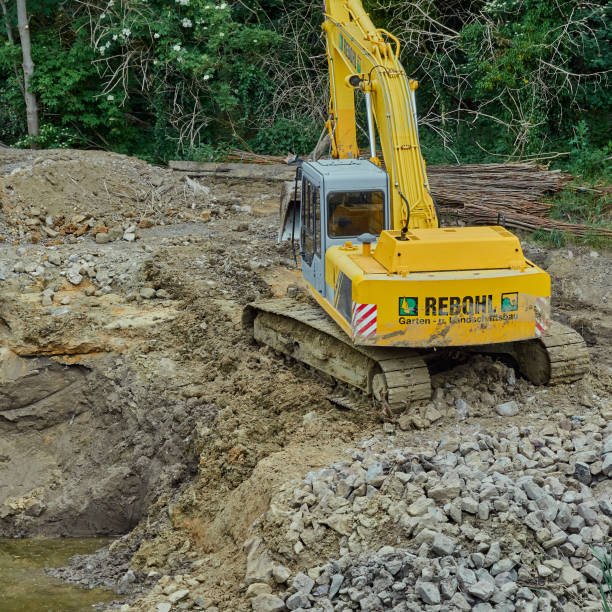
[315,230,551,347]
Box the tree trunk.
[16,0,38,141]
[169,160,296,181]
[0,0,25,95]
[0,0,14,42]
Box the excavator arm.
[323,0,438,230]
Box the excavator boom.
[324,0,437,230]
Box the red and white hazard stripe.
[535,296,551,337]
[352,301,377,338]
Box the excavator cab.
[299,159,389,297]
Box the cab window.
[327,191,384,238]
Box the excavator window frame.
[300,178,321,263]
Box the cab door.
[300,176,324,294]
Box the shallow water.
[0,538,116,612]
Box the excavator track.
[243,300,589,412]
[243,299,431,412]
[511,321,590,385]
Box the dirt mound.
[0,149,211,245]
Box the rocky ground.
[0,149,610,611]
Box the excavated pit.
[0,346,216,537]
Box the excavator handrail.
[377,28,400,59]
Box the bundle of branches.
[225,155,570,216]
[428,163,571,216]
[441,203,612,238]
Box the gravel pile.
[245,422,611,611]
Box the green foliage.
[0,0,609,170]
[82,0,284,158]
[370,0,611,165]
[249,118,320,156]
[185,142,232,162]
[568,120,612,179]
[14,123,81,149]
[0,41,25,142]
[592,547,612,611]
[531,179,612,249]
[549,184,610,226]
[531,228,567,248]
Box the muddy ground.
[0,149,610,611]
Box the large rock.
[245,538,275,584]
[432,533,456,556]
[358,593,382,611]
[320,513,352,536]
[416,582,440,605]
[291,573,315,595]
[251,594,285,612]
[457,566,477,590]
[602,453,612,477]
[408,497,435,516]
[560,564,584,586]
[286,592,309,610]
[468,580,495,601]
[428,481,461,502]
[328,574,344,599]
[168,590,189,603]
[495,401,519,417]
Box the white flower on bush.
[122,28,131,37]
[219,32,224,37]
[107,94,115,101]
[175,0,190,5]
[112,34,118,40]
[203,74,211,80]
[154,32,160,39]
[173,44,182,51]
[182,18,192,28]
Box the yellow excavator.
[244,0,588,410]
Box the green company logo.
[501,292,519,312]
[339,34,361,72]
[399,297,418,316]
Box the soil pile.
[0,149,211,245]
